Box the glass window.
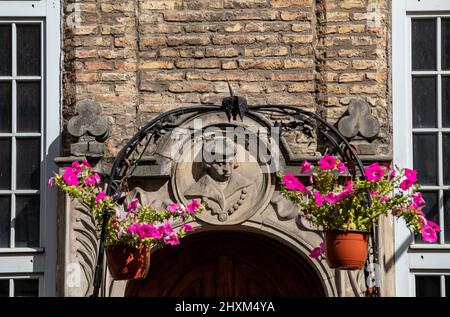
[446,276,450,297]
[0,82,12,133]
[16,24,41,76]
[411,17,450,247]
[413,133,438,185]
[0,22,42,250]
[13,279,38,297]
[413,76,437,128]
[0,280,9,297]
[444,77,450,127]
[415,276,441,297]
[442,19,450,70]
[0,25,12,76]
[412,19,437,71]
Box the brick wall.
[63,0,390,156]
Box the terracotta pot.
[325,230,369,270]
[105,245,151,280]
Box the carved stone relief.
[170,113,275,225]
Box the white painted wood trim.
[393,0,413,297]
[407,0,450,12]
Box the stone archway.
[125,230,326,297]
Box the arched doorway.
[125,230,326,297]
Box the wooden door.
[126,231,325,297]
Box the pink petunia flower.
[427,220,441,232]
[300,160,312,174]
[127,224,140,235]
[313,191,323,206]
[337,161,347,174]
[126,198,139,212]
[380,195,388,202]
[82,159,91,168]
[336,181,353,200]
[167,202,186,216]
[324,192,339,204]
[187,199,200,214]
[282,173,307,193]
[400,179,414,191]
[71,161,83,175]
[421,225,438,243]
[164,233,180,246]
[309,241,325,259]
[365,162,384,181]
[96,192,106,203]
[158,222,174,236]
[181,223,194,232]
[62,168,79,186]
[84,174,100,186]
[412,192,426,208]
[137,224,162,239]
[48,177,54,188]
[319,155,336,170]
[404,168,417,183]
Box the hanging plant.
[280,155,440,270]
[49,160,204,280]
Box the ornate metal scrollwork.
[91,96,379,298]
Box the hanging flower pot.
[105,244,151,280]
[325,230,369,270]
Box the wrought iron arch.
[92,96,379,297]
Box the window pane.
[416,191,439,244]
[0,82,12,132]
[444,77,450,127]
[0,280,8,297]
[17,82,40,133]
[0,196,10,248]
[443,134,450,185]
[413,133,438,185]
[412,19,437,71]
[16,24,41,76]
[16,138,40,190]
[413,76,437,128]
[0,25,12,76]
[0,138,11,189]
[442,19,450,70]
[446,276,450,297]
[416,276,441,297]
[444,191,450,244]
[14,279,38,297]
[15,195,40,247]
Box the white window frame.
[393,0,450,297]
[0,0,60,296]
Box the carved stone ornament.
[67,99,111,157]
[338,99,380,139]
[170,113,274,225]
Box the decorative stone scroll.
[338,99,380,139]
[67,99,111,157]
